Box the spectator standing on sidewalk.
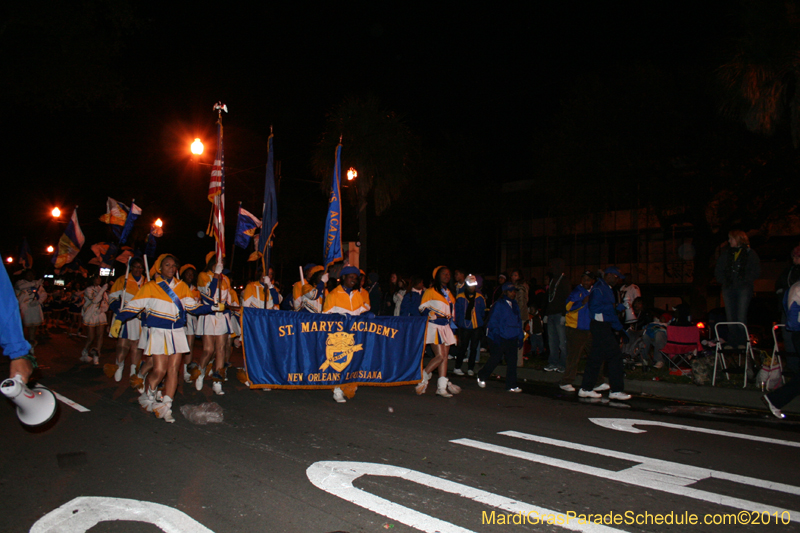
[509,269,529,366]
[491,273,507,306]
[714,230,760,348]
[544,271,569,372]
[578,267,631,400]
[560,271,595,392]
[618,273,641,328]
[477,282,523,392]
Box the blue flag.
[54,208,85,269]
[323,143,343,268]
[258,133,278,268]
[235,205,262,249]
[241,309,426,388]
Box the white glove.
[261,276,273,288]
[542,316,548,324]
[214,263,224,275]
[211,302,225,312]
[321,273,329,284]
[559,315,566,326]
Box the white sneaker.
[467,370,474,376]
[762,395,786,419]
[477,376,486,388]
[593,383,610,392]
[92,355,100,366]
[608,391,631,401]
[195,373,204,391]
[79,349,91,363]
[130,364,137,377]
[114,363,124,382]
[212,382,225,395]
[436,377,453,398]
[559,384,576,392]
[183,371,192,383]
[333,387,346,403]
[578,389,602,399]
[453,368,465,376]
[508,387,522,393]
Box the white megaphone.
[1,375,57,426]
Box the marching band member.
[297,266,327,313]
[322,265,368,402]
[194,253,234,395]
[107,258,146,382]
[292,263,318,311]
[242,270,280,310]
[180,264,200,382]
[417,266,461,397]
[116,254,213,423]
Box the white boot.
[154,395,175,423]
[446,380,462,394]
[195,372,205,391]
[114,361,124,382]
[79,348,91,363]
[212,381,224,395]
[138,388,156,412]
[333,387,346,403]
[182,364,191,383]
[415,371,432,395]
[436,377,453,398]
[130,364,137,377]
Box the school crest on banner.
[241,309,427,389]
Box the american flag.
[207,118,225,263]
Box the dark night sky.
[3,1,732,280]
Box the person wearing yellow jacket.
[116,254,214,423]
[180,264,200,382]
[322,265,367,403]
[107,258,146,382]
[417,266,461,398]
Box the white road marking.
[307,460,625,533]
[30,496,214,533]
[452,432,800,522]
[53,392,90,412]
[589,417,800,448]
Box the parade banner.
[242,308,427,389]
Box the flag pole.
[229,201,240,271]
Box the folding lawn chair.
[712,322,757,387]
[770,324,788,386]
[659,325,700,373]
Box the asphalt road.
[2,331,800,532]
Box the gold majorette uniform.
[117,275,209,355]
[242,282,279,309]
[322,285,368,315]
[196,271,234,336]
[108,274,145,340]
[420,287,457,345]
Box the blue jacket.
[588,277,624,330]
[1,267,31,359]
[486,296,524,344]
[399,290,423,317]
[565,284,591,331]
[784,282,800,332]
[455,292,486,329]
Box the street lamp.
[5,257,12,264]
[46,245,54,253]
[51,207,61,218]
[191,138,204,156]
[347,167,357,181]
[155,218,163,228]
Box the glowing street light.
[347,167,357,181]
[5,257,12,264]
[191,138,204,155]
[51,207,61,218]
[155,218,163,228]
[46,245,54,253]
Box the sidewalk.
[485,364,800,415]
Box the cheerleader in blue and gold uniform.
[194,253,235,394]
[116,254,213,423]
[107,258,146,382]
[417,266,461,397]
